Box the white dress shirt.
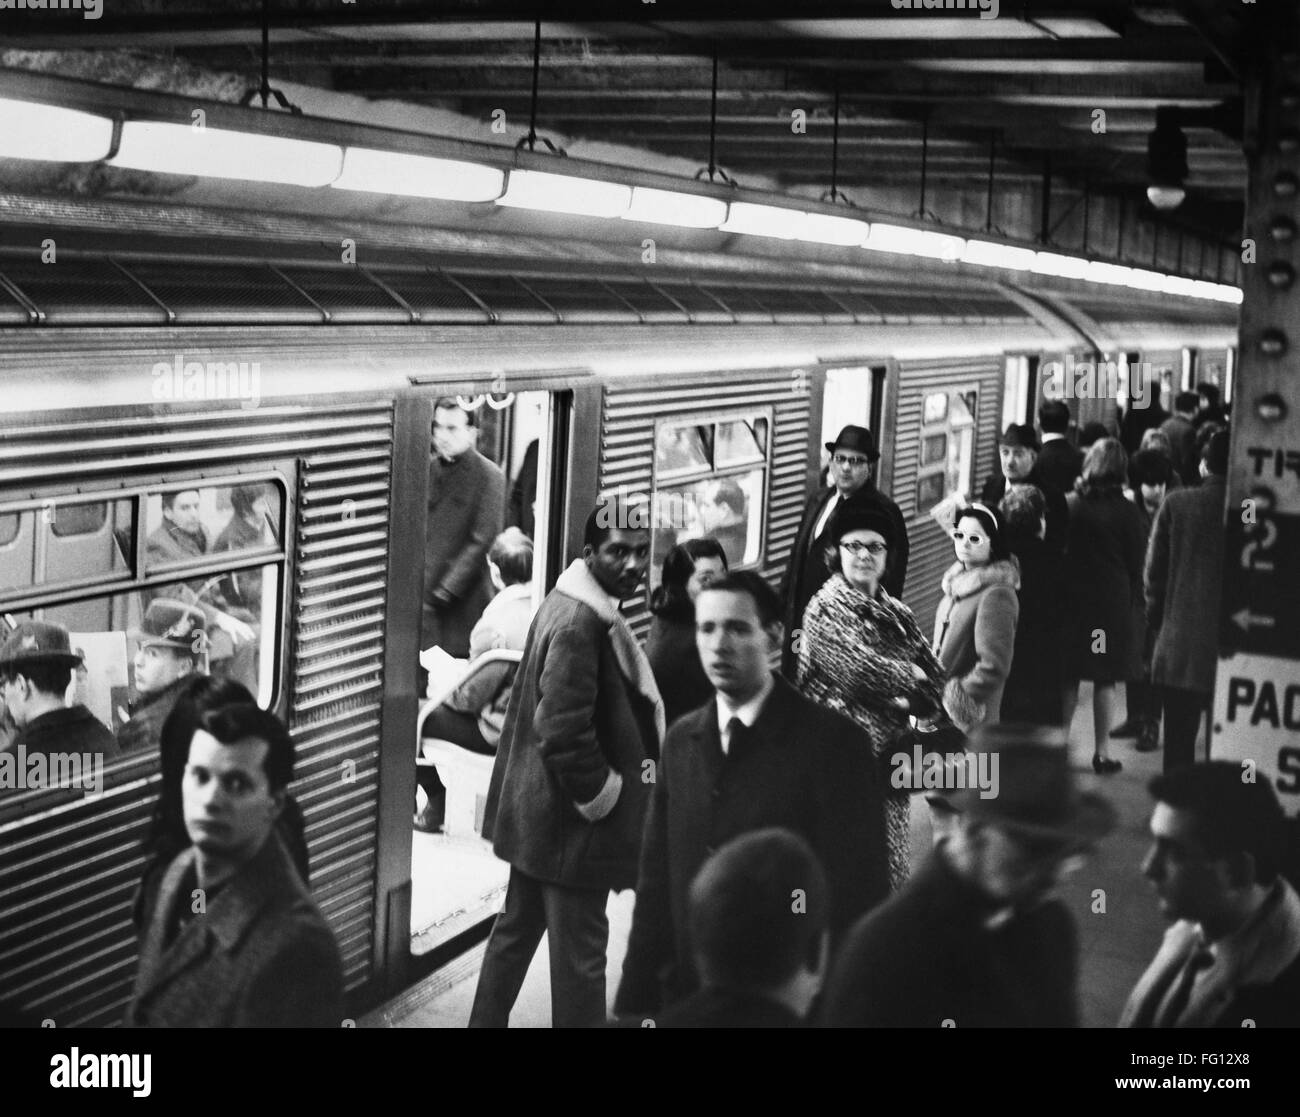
[811,492,843,546]
[714,672,775,755]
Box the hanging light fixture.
[1146,107,1188,211]
[622,186,728,228]
[332,148,504,201]
[110,121,344,187]
[498,169,631,218]
[0,96,113,162]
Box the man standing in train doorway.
[780,425,907,676]
[422,398,505,674]
[469,499,664,1028]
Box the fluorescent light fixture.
[332,148,503,201]
[720,201,806,239]
[1032,251,1091,279]
[497,169,631,218]
[1086,261,1136,286]
[862,223,965,261]
[799,212,871,247]
[1196,280,1243,304]
[1146,184,1186,211]
[0,97,113,162]
[622,186,727,228]
[111,120,343,186]
[962,239,1036,270]
[1125,267,1168,292]
[1162,274,1200,298]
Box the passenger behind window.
[146,489,255,675]
[415,528,534,833]
[698,478,748,568]
[117,600,208,756]
[0,621,120,775]
[212,484,274,617]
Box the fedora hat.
[130,599,207,654]
[825,425,881,463]
[0,621,83,671]
[999,423,1040,453]
[946,724,1116,848]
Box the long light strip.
[622,186,727,228]
[111,120,343,187]
[963,239,1037,271]
[862,223,965,262]
[332,148,504,201]
[720,201,806,239]
[799,212,871,246]
[0,97,114,161]
[497,169,631,218]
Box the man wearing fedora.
[0,621,119,761]
[822,724,1116,1028]
[1120,763,1300,1028]
[781,424,907,677]
[980,422,1070,556]
[117,600,208,756]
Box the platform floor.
[366,682,1197,1028]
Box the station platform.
[363,683,1191,1028]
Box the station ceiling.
[6,1,1252,242]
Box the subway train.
[0,202,1238,1026]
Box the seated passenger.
[638,829,828,1028]
[698,478,749,567]
[117,600,207,756]
[212,483,273,618]
[0,621,119,762]
[415,528,534,833]
[146,489,254,662]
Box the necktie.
[724,717,746,755]
[1153,946,1215,1028]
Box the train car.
[0,203,1237,1025]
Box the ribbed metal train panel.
[0,399,393,1025]
[890,357,1005,635]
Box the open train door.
[1210,12,1300,822]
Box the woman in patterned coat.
[797,506,945,890]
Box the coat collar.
[940,557,1020,600]
[135,833,304,1000]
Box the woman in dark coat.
[645,538,727,728]
[1062,438,1146,774]
[798,506,944,890]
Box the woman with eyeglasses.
[646,538,729,728]
[797,507,944,889]
[932,503,1020,734]
[1061,438,1146,774]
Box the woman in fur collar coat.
[932,503,1020,732]
[798,506,945,890]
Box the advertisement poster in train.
[67,630,130,734]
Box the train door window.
[0,473,288,812]
[916,387,978,515]
[821,367,876,470]
[650,410,772,578]
[1002,356,1032,430]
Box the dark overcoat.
[422,446,505,657]
[645,613,713,730]
[780,480,908,675]
[16,705,120,760]
[125,833,344,1027]
[1035,438,1084,495]
[482,588,660,892]
[615,675,891,1015]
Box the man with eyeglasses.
[979,423,1069,556]
[780,425,907,677]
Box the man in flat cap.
[780,424,907,676]
[0,620,119,763]
[980,422,1069,555]
[117,600,208,756]
[822,724,1116,1028]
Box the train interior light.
[496,169,632,218]
[621,186,728,228]
[331,149,505,202]
[0,97,114,162]
[110,120,344,187]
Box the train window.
[650,410,773,578]
[144,482,282,575]
[49,502,107,537]
[915,387,978,515]
[0,499,134,598]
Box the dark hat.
[131,599,207,654]
[999,423,1040,452]
[946,724,1117,849]
[825,425,881,463]
[0,621,83,670]
[828,504,896,549]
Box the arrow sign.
[1232,608,1276,631]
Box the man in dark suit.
[980,423,1069,555]
[639,829,828,1028]
[423,398,506,661]
[823,725,1115,1028]
[1121,763,1300,1028]
[1034,400,1083,495]
[126,703,344,1027]
[780,425,906,675]
[615,571,890,1017]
